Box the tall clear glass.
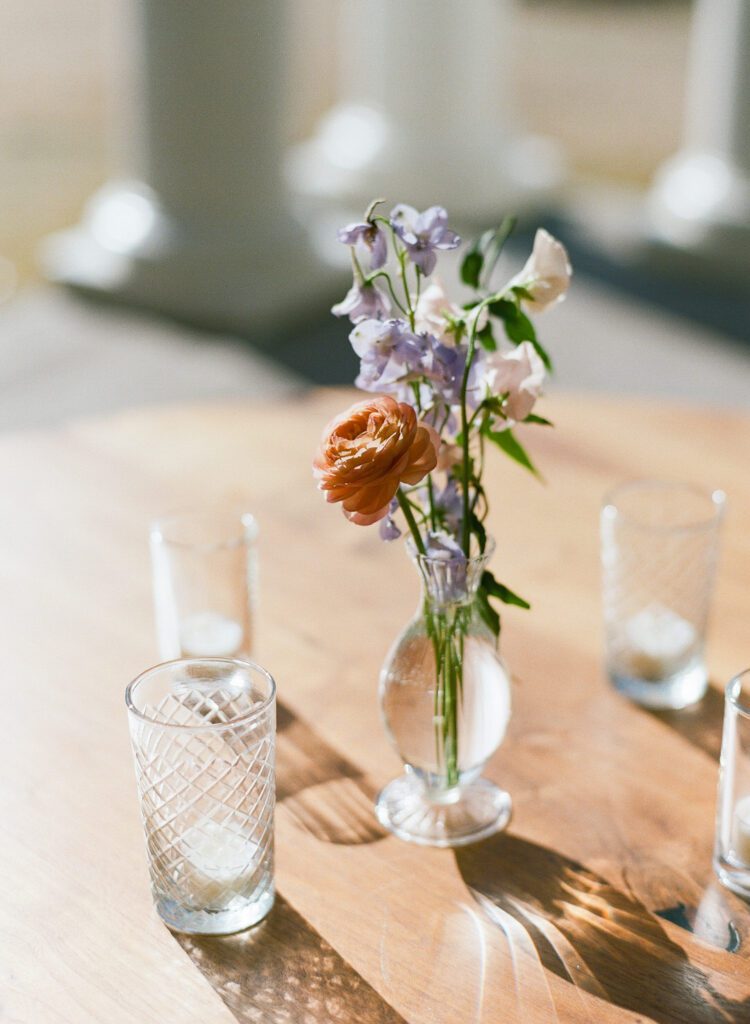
[601,480,725,709]
[126,658,275,935]
[151,505,258,660]
[715,670,750,898]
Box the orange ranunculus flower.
[314,395,440,525]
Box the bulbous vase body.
[376,539,512,846]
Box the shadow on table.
[175,894,406,1024]
[276,701,386,845]
[456,833,749,1024]
[646,683,725,762]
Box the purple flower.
[350,318,427,393]
[379,499,402,541]
[394,379,433,410]
[426,530,466,562]
[422,340,463,403]
[338,221,388,270]
[332,280,390,323]
[421,338,486,408]
[434,478,463,533]
[411,477,463,535]
[390,204,460,276]
[423,530,468,603]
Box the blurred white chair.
[42,0,336,332]
[286,0,564,227]
[648,0,750,278]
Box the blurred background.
[1,0,749,429]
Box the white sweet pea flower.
[436,441,462,472]
[414,277,487,344]
[510,229,571,314]
[414,278,461,339]
[482,341,546,425]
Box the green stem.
[398,249,416,331]
[367,270,408,316]
[460,334,477,556]
[396,488,426,555]
[442,615,459,788]
[350,247,366,284]
[459,293,502,555]
[426,475,438,532]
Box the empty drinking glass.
[601,480,725,709]
[151,505,258,660]
[715,670,750,898]
[126,658,276,934]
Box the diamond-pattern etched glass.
[601,480,725,709]
[126,659,275,935]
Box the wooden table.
[3,391,750,1024]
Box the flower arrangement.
[314,200,571,634]
[313,201,570,821]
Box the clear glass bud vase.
[376,537,512,847]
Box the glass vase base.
[375,774,511,848]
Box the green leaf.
[476,585,501,637]
[475,320,496,352]
[489,298,536,345]
[529,338,553,372]
[484,425,542,478]
[460,250,484,289]
[460,228,493,289]
[524,413,554,427]
[461,219,515,290]
[480,395,506,418]
[511,284,535,302]
[481,216,516,287]
[488,298,553,371]
[481,570,531,610]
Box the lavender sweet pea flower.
[395,379,433,411]
[422,337,486,408]
[434,478,463,534]
[379,498,402,541]
[423,530,469,603]
[350,318,427,393]
[332,280,390,323]
[426,530,466,562]
[390,204,460,276]
[338,221,388,270]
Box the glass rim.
[406,534,496,565]
[601,479,726,533]
[726,669,750,718]
[151,503,258,552]
[125,657,276,731]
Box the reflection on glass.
[151,504,258,661]
[715,669,750,899]
[601,480,724,709]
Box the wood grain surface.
[2,390,750,1024]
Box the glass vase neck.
[407,537,495,610]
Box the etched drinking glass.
[151,505,258,660]
[715,670,750,898]
[601,480,725,709]
[126,658,276,935]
